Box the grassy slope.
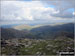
[13,23,68,30]
[13,24,43,30]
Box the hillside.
[1,28,31,40]
[31,23,74,39]
[12,23,68,30]
[1,23,74,39]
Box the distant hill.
[13,24,43,30]
[1,28,31,40]
[31,23,74,39]
[12,23,68,30]
[0,24,20,28]
[1,23,74,39]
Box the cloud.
[0,0,74,25]
[73,12,75,16]
[1,1,44,21]
[41,0,75,18]
[1,1,59,21]
[41,0,75,10]
[51,10,74,18]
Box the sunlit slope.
[13,24,43,30]
[1,23,74,39]
[13,23,69,30]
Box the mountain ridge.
[12,23,73,30]
[1,23,74,40]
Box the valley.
[1,23,74,55]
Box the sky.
[0,0,75,26]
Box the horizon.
[0,22,74,29]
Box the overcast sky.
[0,0,75,26]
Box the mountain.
[0,24,21,28]
[13,24,43,30]
[13,23,67,30]
[31,23,74,39]
[1,28,31,40]
[1,23,74,39]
